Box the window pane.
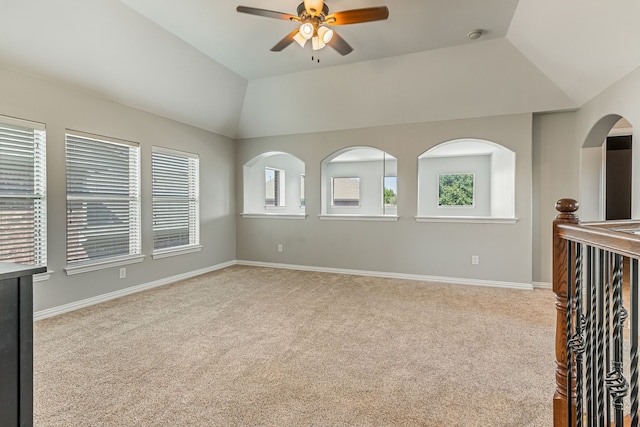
[66,200,137,263]
[300,174,305,207]
[0,118,46,266]
[265,168,284,207]
[383,176,397,206]
[66,136,135,197]
[66,133,140,265]
[265,168,276,206]
[152,148,199,251]
[438,173,474,206]
[333,177,360,206]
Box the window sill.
[319,215,399,222]
[34,270,53,282]
[415,216,518,224]
[152,245,202,260]
[65,254,145,276]
[241,213,307,220]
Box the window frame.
[331,176,361,207]
[300,173,306,208]
[151,146,201,259]
[0,115,47,268]
[64,130,143,275]
[265,167,285,208]
[437,173,476,208]
[382,175,398,207]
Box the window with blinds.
[0,116,46,266]
[152,147,199,253]
[65,131,140,266]
[265,167,285,207]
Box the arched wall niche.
[416,138,516,220]
[242,151,306,215]
[320,146,398,217]
[580,114,635,221]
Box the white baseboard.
[33,260,236,321]
[533,281,552,289]
[236,260,534,291]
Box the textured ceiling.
[0,0,638,138]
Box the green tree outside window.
[384,187,397,205]
[438,173,474,206]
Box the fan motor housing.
[297,2,329,18]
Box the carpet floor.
[33,265,556,426]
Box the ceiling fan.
[236,0,389,57]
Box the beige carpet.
[34,265,556,426]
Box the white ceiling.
[1,0,639,139]
[121,0,519,80]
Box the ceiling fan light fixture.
[312,35,326,50]
[317,26,333,44]
[293,31,308,47]
[299,22,314,40]
[236,2,389,56]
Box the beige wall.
[236,114,533,285]
[531,66,640,283]
[531,111,578,284]
[0,66,236,312]
[4,54,639,310]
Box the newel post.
[553,198,579,427]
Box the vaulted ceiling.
[1,1,639,139]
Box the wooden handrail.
[552,200,640,427]
[557,221,640,259]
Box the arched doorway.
[580,115,633,221]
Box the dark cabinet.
[0,262,46,427]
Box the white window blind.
[152,147,199,252]
[332,177,360,206]
[0,116,46,266]
[66,132,140,265]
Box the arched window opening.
[320,147,397,219]
[242,151,305,217]
[417,139,516,221]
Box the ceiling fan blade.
[304,0,324,16]
[271,29,300,52]
[327,31,353,56]
[326,7,389,25]
[236,6,299,22]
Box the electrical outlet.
[119,267,126,279]
[277,244,283,253]
[471,255,479,265]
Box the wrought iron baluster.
[631,258,639,427]
[605,254,628,427]
[586,245,594,424]
[569,243,585,427]
[597,249,606,426]
[605,252,612,425]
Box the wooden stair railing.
[554,198,580,426]
[553,198,640,427]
